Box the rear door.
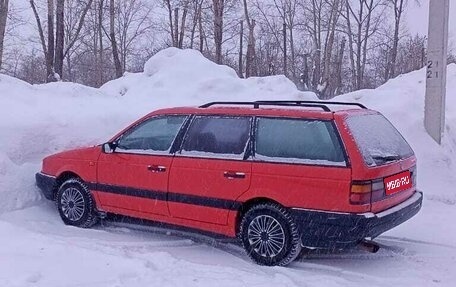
[96,115,188,216]
[168,115,252,225]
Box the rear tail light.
[350,181,372,205]
[350,180,385,205]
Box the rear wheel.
[56,179,98,228]
[239,203,302,266]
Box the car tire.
[56,178,98,228]
[239,203,302,266]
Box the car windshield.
[346,113,414,166]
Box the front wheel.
[56,178,98,228]
[239,203,302,266]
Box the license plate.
[384,171,412,195]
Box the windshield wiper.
[371,155,402,162]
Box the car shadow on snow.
[101,213,414,266]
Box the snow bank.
[101,48,307,107]
[0,48,311,214]
[336,64,456,204]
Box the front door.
[96,115,188,216]
[168,116,252,225]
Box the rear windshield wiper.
[371,155,402,162]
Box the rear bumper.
[291,191,423,249]
[36,172,57,201]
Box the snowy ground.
[1,48,455,286]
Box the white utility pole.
[425,0,449,144]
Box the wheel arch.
[53,171,82,200]
[235,197,284,236]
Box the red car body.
[36,101,422,252]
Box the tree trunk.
[190,0,201,49]
[360,0,373,88]
[110,0,122,78]
[98,0,104,86]
[198,1,203,52]
[322,0,340,82]
[335,37,346,96]
[164,0,174,46]
[30,0,48,82]
[355,1,363,90]
[173,8,178,47]
[245,20,255,78]
[389,0,404,79]
[345,0,356,89]
[243,0,256,78]
[311,0,321,89]
[178,4,188,48]
[212,0,224,64]
[238,20,243,77]
[47,0,55,82]
[0,0,8,71]
[54,0,64,79]
[289,25,295,79]
[283,23,287,76]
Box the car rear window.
[255,118,346,166]
[346,113,414,166]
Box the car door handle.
[147,165,167,173]
[224,171,246,179]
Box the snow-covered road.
[1,197,455,287]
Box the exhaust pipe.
[359,239,380,253]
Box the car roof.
[147,101,375,120]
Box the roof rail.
[254,100,367,109]
[198,100,367,111]
[198,101,331,112]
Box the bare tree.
[343,0,385,90]
[212,0,224,63]
[386,0,405,79]
[238,19,243,76]
[30,0,93,82]
[163,0,189,48]
[55,0,64,78]
[320,0,342,98]
[114,0,153,72]
[109,0,122,77]
[189,0,203,49]
[0,0,8,70]
[47,0,55,80]
[97,0,104,84]
[243,0,256,77]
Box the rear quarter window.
[254,117,346,166]
[345,113,414,166]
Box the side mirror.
[102,142,117,154]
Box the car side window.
[116,115,187,154]
[255,117,346,166]
[180,116,251,159]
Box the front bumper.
[36,172,57,201]
[291,191,423,249]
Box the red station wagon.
[36,101,423,266]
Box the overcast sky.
[405,1,456,42]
